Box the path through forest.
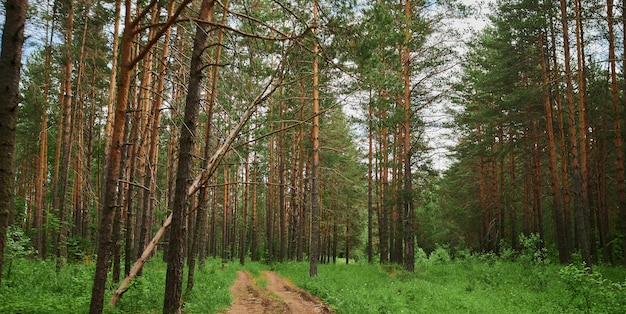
[223,270,334,314]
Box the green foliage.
[428,245,452,264]
[66,236,93,263]
[559,264,626,314]
[3,226,37,279]
[2,255,626,313]
[517,233,547,265]
[0,257,240,314]
[0,259,94,313]
[275,255,626,314]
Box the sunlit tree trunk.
[310,0,320,277]
[267,103,275,263]
[279,97,287,263]
[34,12,54,258]
[251,153,259,261]
[135,3,161,266]
[102,0,121,203]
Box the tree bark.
[402,0,415,272]
[89,1,192,312]
[34,14,55,258]
[0,0,27,285]
[367,90,374,264]
[608,0,626,266]
[558,0,591,267]
[539,32,567,263]
[163,1,215,312]
[56,0,74,270]
[310,0,320,277]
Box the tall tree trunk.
[379,100,389,263]
[539,32,567,263]
[267,105,275,263]
[56,0,75,270]
[90,1,192,312]
[574,0,595,263]
[90,4,134,308]
[509,145,517,250]
[35,13,54,257]
[558,0,591,267]
[367,89,374,264]
[112,110,131,282]
[251,153,259,261]
[609,0,626,266]
[223,166,230,263]
[0,0,27,284]
[402,0,414,272]
[279,97,287,263]
[240,147,250,265]
[102,0,122,203]
[196,0,227,269]
[550,22,574,255]
[135,3,160,263]
[164,0,215,312]
[310,0,320,277]
[71,6,90,240]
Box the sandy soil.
[222,270,334,314]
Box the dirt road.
[223,270,334,314]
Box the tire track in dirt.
[222,270,333,314]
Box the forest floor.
[222,270,334,314]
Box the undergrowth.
[273,239,626,314]
[2,236,625,313]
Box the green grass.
[0,259,95,313]
[2,254,625,313]
[0,257,243,314]
[272,256,626,314]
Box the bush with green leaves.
[559,263,626,313]
[428,244,451,264]
[518,233,547,265]
[3,226,36,279]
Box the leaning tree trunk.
[0,0,27,285]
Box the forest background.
[1,0,626,312]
